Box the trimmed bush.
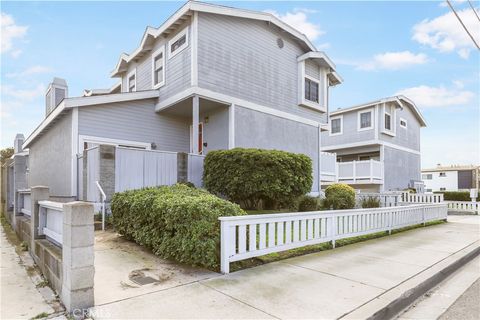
[324,183,356,209]
[111,184,245,270]
[434,191,479,201]
[203,148,313,209]
[360,196,381,208]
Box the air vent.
[277,38,284,48]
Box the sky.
[1,0,479,168]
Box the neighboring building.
[422,165,480,192]
[321,96,427,192]
[22,1,342,199]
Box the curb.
[367,245,480,320]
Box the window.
[439,172,446,177]
[422,174,433,180]
[330,116,342,135]
[168,27,188,59]
[400,118,407,128]
[304,78,319,103]
[384,112,391,131]
[440,187,446,191]
[152,47,165,89]
[358,109,373,131]
[127,70,136,92]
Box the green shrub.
[434,191,479,201]
[203,148,313,209]
[324,184,356,210]
[297,195,321,212]
[111,184,246,270]
[360,196,381,208]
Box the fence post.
[422,207,426,226]
[220,220,230,274]
[388,210,393,235]
[30,186,49,251]
[329,216,337,248]
[62,201,95,313]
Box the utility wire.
[446,0,480,50]
[468,0,480,22]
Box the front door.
[190,123,204,154]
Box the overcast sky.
[1,1,479,168]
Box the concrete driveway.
[91,216,480,319]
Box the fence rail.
[402,192,444,204]
[356,192,402,207]
[38,200,63,245]
[219,203,447,273]
[445,201,479,214]
[337,160,383,183]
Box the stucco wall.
[383,146,421,191]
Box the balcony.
[337,160,384,184]
[320,152,337,182]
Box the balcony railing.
[337,160,383,184]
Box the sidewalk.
[0,221,55,320]
[91,215,480,319]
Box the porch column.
[228,104,235,149]
[192,95,200,154]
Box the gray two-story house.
[322,96,427,192]
[22,1,342,199]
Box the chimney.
[14,133,25,154]
[45,77,68,116]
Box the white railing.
[219,203,447,273]
[38,201,63,246]
[402,192,444,204]
[95,181,106,231]
[320,152,336,182]
[337,160,383,183]
[18,189,31,216]
[357,192,403,207]
[445,201,479,214]
[188,153,205,187]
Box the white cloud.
[396,83,475,108]
[1,84,45,102]
[1,12,28,56]
[265,9,325,41]
[412,7,480,59]
[357,51,429,70]
[6,66,52,78]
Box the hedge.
[434,191,480,201]
[323,183,356,209]
[203,148,313,209]
[111,184,245,270]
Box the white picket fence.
[357,192,402,207]
[445,201,479,214]
[219,203,448,273]
[18,189,31,216]
[188,154,205,187]
[402,192,444,204]
[38,200,63,246]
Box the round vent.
[277,38,284,48]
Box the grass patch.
[230,220,446,272]
[30,312,49,320]
[36,279,49,288]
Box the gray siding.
[197,12,327,124]
[322,109,376,146]
[121,21,191,101]
[379,103,421,151]
[234,106,320,193]
[383,146,421,191]
[200,107,229,153]
[78,99,190,152]
[29,112,72,197]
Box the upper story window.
[384,112,392,131]
[304,77,319,103]
[439,172,446,177]
[358,109,373,131]
[168,27,188,59]
[127,69,136,92]
[400,118,407,128]
[152,46,165,89]
[330,116,343,135]
[422,174,433,180]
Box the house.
[22,1,342,200]
[321,96,427,192]
[422,165,480,192]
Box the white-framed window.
[127,69,136,92]
[330,115,343,136]
[400,118,407,128]
[357,108,373,131]
[304,76,319,103]
[168,27,188,59]
[384,112,392,131]
[439,172,446,177]
[151,46,165,89]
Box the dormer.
[297,51,342,113]
[45,77,68,117]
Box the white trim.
[297,61,327,113]
[66,90,159,108]
[151,46,166,89]
[374,105,379,140]
[78,135,151,153]
[381,103,396,137]
[71,108,78,197]
[228,104,235,149]
[357,108,374,132]
[127,69,137,92]
[191,11,198,86]
[168,27,189,59]
[400,117,408,129]
[329,115,343,136]
[322,139,421,155]
[155,86,321,128]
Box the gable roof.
[111,0,318,77]
[329,95,427,127]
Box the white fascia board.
[297,51,336,70]
[395,95,427,127]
